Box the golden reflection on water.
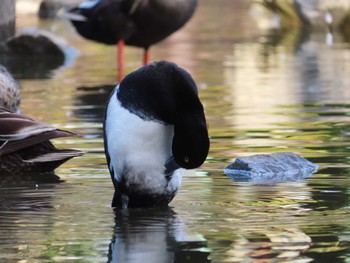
[1,0,350,262]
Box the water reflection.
[0,179,59,262]
[224,30,350,116]
[226,170,314,182]
[0,173,61,210]
[0,53,64,79]
[73,84,115,122]
[224,228,312,262]
[4,0,350,262]
[306,173,350,212]
[109,208,211,263]
[0,172,62,187]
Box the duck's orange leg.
[117,40,125,82]
[143,47,150,65]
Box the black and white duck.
[103,61,209,208]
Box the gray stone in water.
[224,152,319,182]
[0,29,68,78]
[1,30,65,58]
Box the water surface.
[1,1,350,262]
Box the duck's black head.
[117,61,210,169]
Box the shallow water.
[1,1,350,262]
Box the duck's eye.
[184,157,190,163]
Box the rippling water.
[1,1,350,262]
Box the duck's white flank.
[105,87,183,195]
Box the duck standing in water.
[103,61,209,208]
[67,0,198,81]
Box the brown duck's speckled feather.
[0,65,20,112]
[0,108,83,175]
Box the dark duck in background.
[103,61,209,208]
[67,0,198,81]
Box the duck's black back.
[126,0,198,48]
[115,61,209,169]
[69,0,198,47]
[69,0,135,44]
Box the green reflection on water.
[2,0,350,262]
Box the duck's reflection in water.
[73,85,115,123]
[0,172,61,213]
[108,207,211,263]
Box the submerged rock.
[224,152,319,182]
[2,34,64,58]
[0,29,67,79]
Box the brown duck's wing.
[24,149,84,163]
[0,141,83,175]
[0,129,77,156]
[0,107,57,140]
[0,107,78,155]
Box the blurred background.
[1,0,350,262]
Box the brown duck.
[0,107,83,175]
